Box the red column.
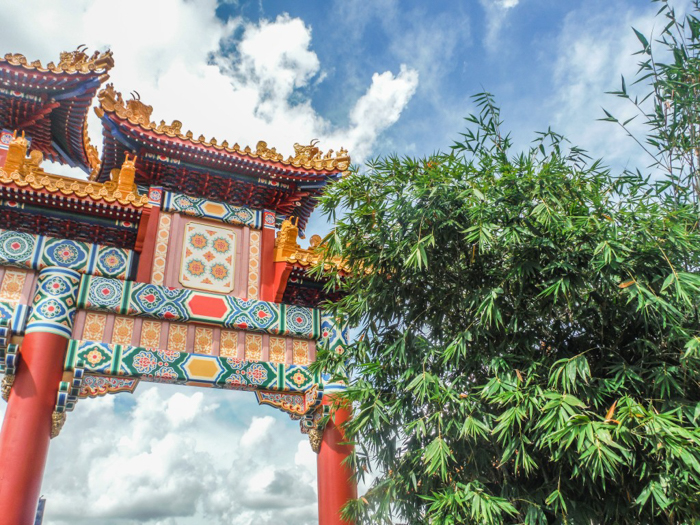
[0,332,68,524]
[318,401,357,525]
[0,266,80,524]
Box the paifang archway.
[0,48,356,525]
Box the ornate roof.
[0,47,113,172]
[95,84,350,173]
[93,85,350,232]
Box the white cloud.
[30,385,320,524]
[547,5,660,170]
[479,0,521,51]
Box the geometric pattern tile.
[0,228,134,280]
[162,191,263,229]
[269,336,287,364]
[111,316,134,345]
[244,333,262,361]
[151,213,172,286]
[65,340,322,398]
[247,230,261,299]
[0,269,26,302]
[82,312,107,342]
[179,222,236,293]
[293,339,310,365]
[167,324,188,352]
[219,330,238,358]
[78,274,321,339]
[25,267,81,339]
[139,320,161,348]
[194,326,213,355]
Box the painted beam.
[76,274,322,339]
[0,228,134,280]
[65,339,322,394]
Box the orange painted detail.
[186,294,228,320]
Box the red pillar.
[0,332,68,524]
[0,266,80,524]
[318,402,357,525]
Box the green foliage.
[315,86,700,522]
[604,0,700,199]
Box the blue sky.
[0,1,692,524]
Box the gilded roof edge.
[1,47,114,75]
[96,84,351,173]
[0,168,149,208]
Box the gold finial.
[274,217,301,262]
[116,153,137,194]
[50,411,66,439]
[308,428,323,453]
[3,131,29,173]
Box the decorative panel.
[220,330,238,357]
[140,320,162,348]
[269,337,286,364]
[111,316,134,345]
[151,213,172,286]
[293,339,310,365]
[78,275,321,339]
[179,221,236,293]
[0,229,134,280]
[25,267,81,338]
[245,333,263,361]
[82,312,107,342]
[0,269,26,303]
[247,230,261,300]
[162,191,263,229]
[66,340,321,395]
[194,326,214,355]
[167,324,188,352]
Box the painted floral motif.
[179,222,236,293]
[0,270,26,302]
[52,242,81,265]
[212,237,230,253]
[210,263,229,281]
[37,299,66,319]
[154,366,178,381]
[186,259,206,277]
[85,347,109,367]
[190,233,208,249]
[269,337,287,364]
[82,312,107,342]
[167,324,188,352]
[226,357,246,370]
[0,231,34,259]
[245,333,263,361]
[157,349,181,362]
[132,350,158,374]
[220,330,238,357]
[111,316,134,345]
[293,340,310,365]
[194,326,213,355]
[247,363,268,385]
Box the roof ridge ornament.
[2,47,114,74]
